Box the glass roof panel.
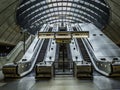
[16,0,110,34]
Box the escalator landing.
[1,71,120,90]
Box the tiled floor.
[0,71,120,90]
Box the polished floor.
[0,71,120,90]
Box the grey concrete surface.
[0,71,120,90]
[103,0,120,45]
[0,0,29,45]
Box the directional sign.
[38,31,89,39]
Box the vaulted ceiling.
[0,0,120,46]
[16,0,110,34]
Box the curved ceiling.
[16,0,110,35]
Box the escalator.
[72,27,92,78]
[36,39,49,63]
[26,28,53,77]
[73,27,91,62]
[26,39,50,77]
[35,27,53,63]
[77,39,91,62]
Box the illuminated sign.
[38,31,89,39]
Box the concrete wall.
[103,0,120,46]
[0,0,28,45]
